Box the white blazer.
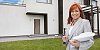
[65,18,94,50]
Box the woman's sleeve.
[79,20,94,50]
[83,20,92,32]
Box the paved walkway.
[0,34,61,42]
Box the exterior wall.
[0,0,59,36]
[0,5,34,36]
[94,14,97,32]
[98,0,100,31]
[28,15,44,34]
[0,4,44,36]
[94,0,100,32]
[26,0,58,35]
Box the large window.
[0,0,22,5]
[36,0,52,4]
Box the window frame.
[36,0,52,4]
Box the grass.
[0,38,66,50]
[0,38,100,50]
[89,38,100,50]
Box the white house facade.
[0,0,100,37]
[0,0,60,36]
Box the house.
[0,0,100,37]
[0,0,62,37]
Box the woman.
[62,3,94,50]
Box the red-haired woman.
[62,3,94,50]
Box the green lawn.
[89,38,100,50]
[0,38,66,50]
[0,38,100,50]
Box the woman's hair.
[67,3,85,24]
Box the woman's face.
[71,8,80,20]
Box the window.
[0,0,22,5]
[36,0,52,4]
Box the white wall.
[26,0,58,35]
[0,5,33,36]
[98,0,100,31]
[94,14,97,32]
[93,0,100,32]
[28,15,44,35]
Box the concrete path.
[0,34,61,42]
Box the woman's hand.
[69,39,80,48]
[62,35,68,42]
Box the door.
[34,19,40,34]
